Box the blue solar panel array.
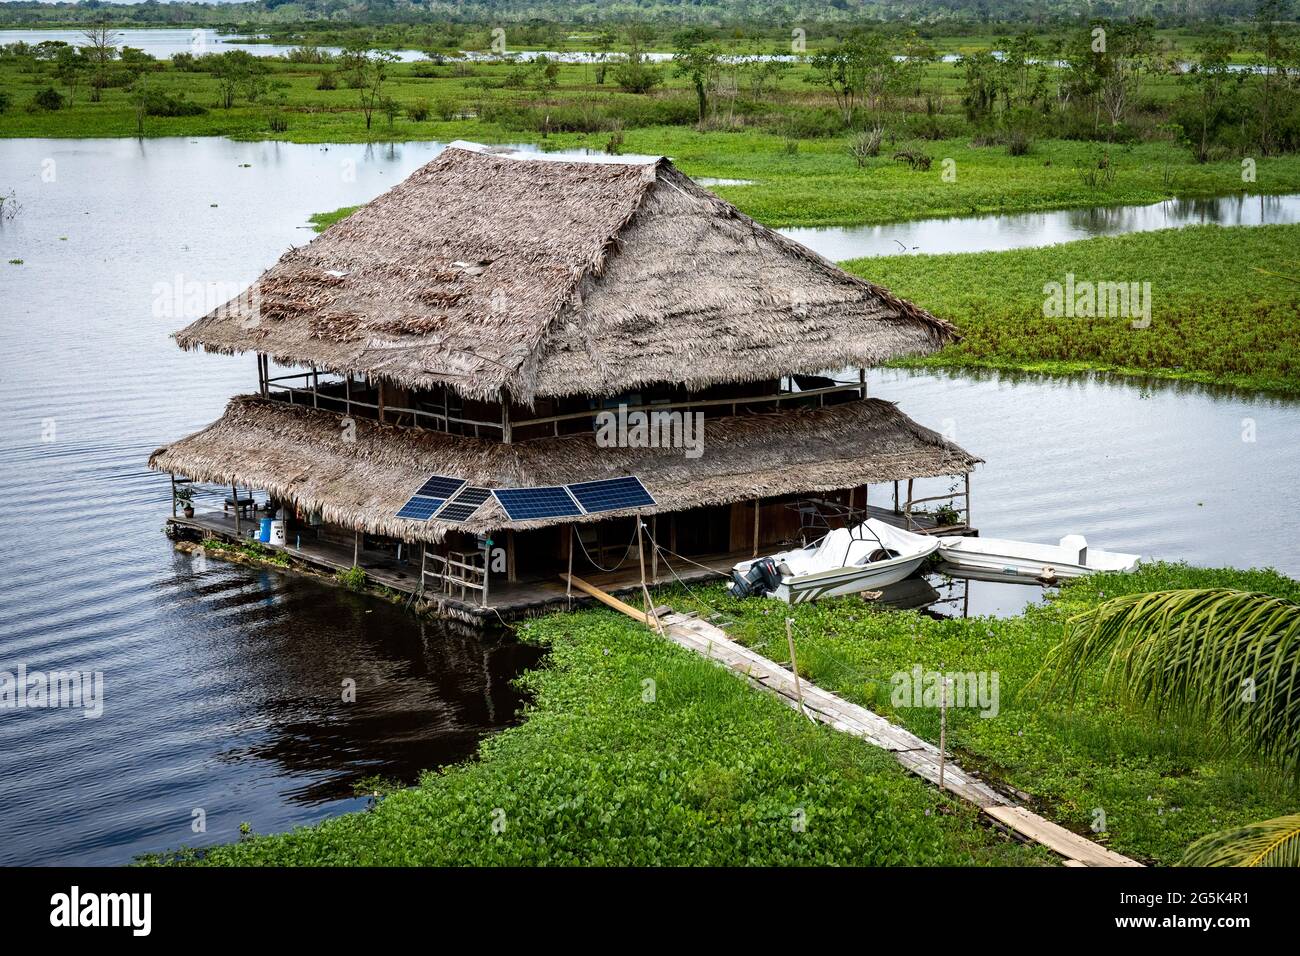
[416,474,467,499]
[567,476,656,514]
[493,486,583,521]
[396,496,446,520]
[435,486,492,523]
[400,474,656,523]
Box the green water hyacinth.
[1037,588,1300,778]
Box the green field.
[152,606,1049,866]
[666,562,1300,866]
[847,224,1300,395]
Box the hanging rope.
[571,523,640,574]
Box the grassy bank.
[846,224,1300,394]
[155,609,1048,866]
[692,562,1300,866]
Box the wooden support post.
[377,381,385,424]
[893,480,900,514]
[170,473,177,517]
[785,618,805,717]
[506,530,516,582]
[859,367,866,398]
[232,480,242,534]
[636,519,662,634]
[312,367,319,409]
[345,376,352,418]
[752,499,760,557]
[964,472,972,529]
[650,515,658,583]
[353,530,360,567]
[566,526,575,609]
[501,393,512,445]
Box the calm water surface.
[785,193,1300,259]
[1,136,1297,864]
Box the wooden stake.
[785,618,805,717]
[939,676,949,793]
[752,498,760,557]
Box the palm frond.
[1035,588,1300,775]
[1181,813,1300,867]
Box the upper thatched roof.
[149,396,980,544]
[174,144,955,405]
[149,395,977,546]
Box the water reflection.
[786,192,1300,261]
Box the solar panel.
[567,476,656,514]
[396,495,446,521]
[416,474,467,499]
[493,486,582,521]
[435,486,492,523]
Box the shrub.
[30,86,64,111]
[614,55,662,95]
[406,99,431,122]
[137,88,207,117]
[849,126,884,166]
[315,70,337,91]
[432,96,458,121]
[268,112,289,133]
[336,566,367,591]
[892,143,932,171]
[0,91,10,113]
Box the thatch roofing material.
[174,146,955,404]
[149,396,980,544]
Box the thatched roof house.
[153,144,976,614]
[172,143,955,404]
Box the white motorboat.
[936,533,1140,581]
[729,518,939,604]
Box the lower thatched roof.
[149,397,980,544]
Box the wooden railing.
[896,473,972,534]
[259,361,867,445]
[423,549,490,605]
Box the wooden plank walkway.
[653,607,1142,868]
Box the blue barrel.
[258,517,273,543]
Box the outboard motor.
[729,558,780,598]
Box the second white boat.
[936,533,1140,580]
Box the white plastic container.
[269,520,286,546]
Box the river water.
[1,135,1297,865]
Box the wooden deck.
[166,503,974,625]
